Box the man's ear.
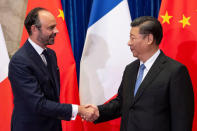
[147,34,154,45]
[31,25,38,34]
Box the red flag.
[158,0,197,130]
[0,24,13,131]
[20,1,83,131]
[0,78,13,131]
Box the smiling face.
[36,10,59,47]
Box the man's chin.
[47,40,55,45]
[132,52,137,57]
[48,42,54,45]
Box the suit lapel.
[134,51,167,102]
[25,41,59,97]
[47,51,60,97]
[25,41,49,75]
[127,60,140,106]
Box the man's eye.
[131,37,135,41]
[49,26,55,30]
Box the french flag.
[0,24,13,131]
[79,0,135,130]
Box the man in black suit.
[8,7,96,131]
[87,16,194,131]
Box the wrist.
[78,105,83,115]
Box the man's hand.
[78,104,99,122]
[85,104,99,121]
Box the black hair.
[131,16,163,45]
[24,7,47,35]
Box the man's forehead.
[38,11,56,25]
[38,10,55,20]
[130,27,140,35]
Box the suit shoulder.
[9,41,35,68]
[163,55,189,75]
[10,45,27,63]
[165,55,185,68]
[125,59,139,69]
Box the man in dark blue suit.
[8,7,97,131]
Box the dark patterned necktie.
[42,49,53,74]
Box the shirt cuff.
[71,104,78,120]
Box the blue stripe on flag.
[88,0,122,27]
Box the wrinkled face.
[37,11,58,46]
[128,27,147,59]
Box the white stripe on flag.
[0,24,10,82]
[80,0,136,105]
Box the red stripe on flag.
[83,119,121,131]
[83,94,121,131]
[0,78,13,131]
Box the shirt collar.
[28,38,45,55]
[140,49,160,70]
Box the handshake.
[78,104,99,122]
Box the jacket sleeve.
[170,65,194,131]
[8,56,72,121]
[94,69,126,123]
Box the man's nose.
[54,27,59,34]
[128,40,131,46]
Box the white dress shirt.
[138,49,161,81]
[28,38,78,120]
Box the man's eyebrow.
[48,24,56,29]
